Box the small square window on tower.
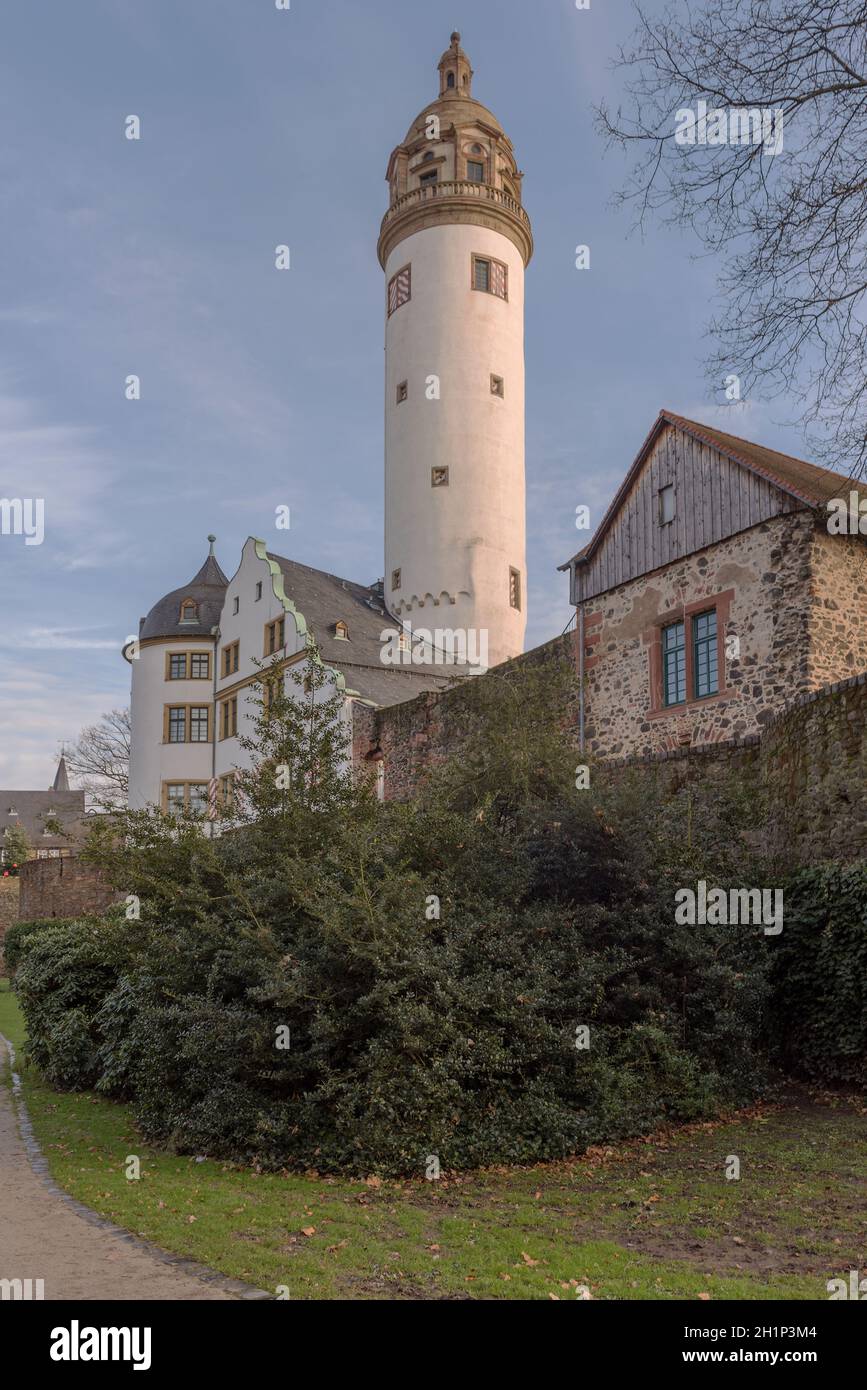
[387,265,412,318]
[472,255,508,300]
[491,374,505,399]
[391,568,401,591]
[658,484,675,525]
[509,567,521,611]
[467,160,485,182]
[431,467,449,487]
[396,380,408,404]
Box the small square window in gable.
[397,380,408,404]
[431,467,449,487]
[387,265,411,318]
[491,374,505,398]
[391,568,401,591]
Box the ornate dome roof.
[403,95,506,146]
[138,538,228,642]
[403,33,507,144]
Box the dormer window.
[334,621,349,641]
[179,599,198,624]
[7,807,17,816]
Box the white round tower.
[379,33,532,670]
[124,539,227,811]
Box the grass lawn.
[1,977,864,1300]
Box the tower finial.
[438,31,473,97]
[208,534,216,556]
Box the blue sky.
[0,0,810,786]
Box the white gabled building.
[125,35,532,811]
[125,536,466,812]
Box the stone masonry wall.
[359,642,866,867]
[808,528,867,686]
[579,511,815,759]
[362,636,576,802]
[18,857,119,921]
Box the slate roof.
[561,411,867,571]
[1,790,88,855]
[267,552,471,706]
[138,549,229,642]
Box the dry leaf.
[521,1251,539,1267]
[301,1226,316,1237]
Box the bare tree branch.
[597,0,867,476]
[64,708,130,806]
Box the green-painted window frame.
[692,610,719,699]
[662,620,686,706]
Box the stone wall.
[18,857,119,922]
[760,671,867,865]
[579,511,815,759]
[360,636,867,866]
[363,635,576,801]
[808,529,867,686]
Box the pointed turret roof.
[52,754,70,792]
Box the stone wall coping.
[601,669,867,771]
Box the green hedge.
[9,653,787,1176]
[13,805,772,1176]
[3,917,73,976]
[768,864,867,1087]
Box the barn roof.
[560,411,867,572]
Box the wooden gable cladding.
[577,423,801,602]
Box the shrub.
[14,915,134,1089]
[768,864,867,1087]
[14,653,776,1175]
[3,917,71,976]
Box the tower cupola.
[438,32,473,97]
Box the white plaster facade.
[380,32,532,670]
[384,221,527,668]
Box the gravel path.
[0,1035,246,1301]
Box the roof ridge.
[662,411,858,497]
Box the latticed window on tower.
[509,567,521,611]
[387,265,411,317]
[472,255,508,300]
